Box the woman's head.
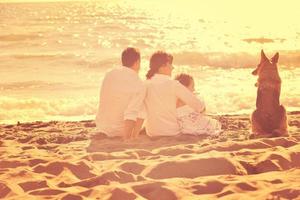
[175,73,194,92]
[146,51,173,79]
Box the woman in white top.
[175,74,222,136]
[143,51,206,137]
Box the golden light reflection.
[0,0,299,123]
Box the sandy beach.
[0,112,299,200]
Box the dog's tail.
[272,129,282,137]
[272,105,288,136]
[272,129,288,137]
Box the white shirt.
[144,74,205,137]
[95,66,145,137]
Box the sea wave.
[0,67,299,124]
[0,81,98,91]
[0,93,299,125]
[0,96,98,124]
[1,50,299,71]
[173,50,300,68]
[242,37,286,44]
[0,34,42,42]
[0,81,67,90]
[8,53,75,60]
[0,53,121,71]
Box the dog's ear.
[261,49,268,62]
[271,52,279,64]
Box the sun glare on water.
[0,0,299,123]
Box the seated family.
[95,47,221,139]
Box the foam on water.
[1,66,299,124]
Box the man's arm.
[124,119,136,140]
[131,118,144,139]
[123,83,146,139]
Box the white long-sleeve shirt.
[95,66,145,137]
[144,74,205,137]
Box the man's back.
[96,66,144,137]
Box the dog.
[250,50,288,138]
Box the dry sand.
[0,112,300,200]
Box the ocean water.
[0,0,299,124]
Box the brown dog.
[250,50,288,138]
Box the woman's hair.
[175,73,193,87]
[146,51,173,79]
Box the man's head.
[122,47,141,72]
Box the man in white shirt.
[95,47,145,139]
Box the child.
[175,73,222,136]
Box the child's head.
[175,73,194,92]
